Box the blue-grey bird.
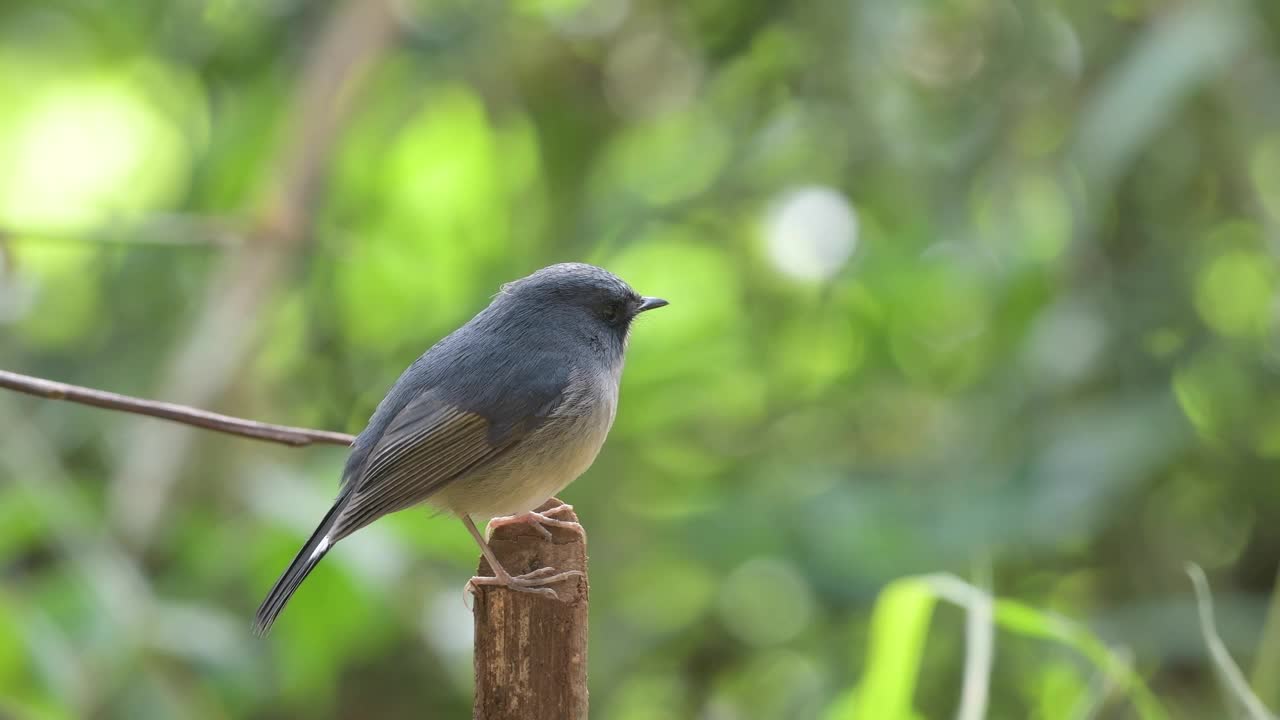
[254,263,667,634]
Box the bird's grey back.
[339,283,623,491]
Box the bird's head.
[497,263,668,342]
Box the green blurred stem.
[1251,564,1280,710]
[1187,564,1276,720]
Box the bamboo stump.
[473,498,588,719]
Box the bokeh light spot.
[0,60,199,231]
[1173,350,1255,441]
[718,557,815,646]
[973,171,1072,263]
[618,557,714,632]
[1023,300,1107,385]
[764,185,858,281]
[888,263,989,390]
[1194,249,1275,337]
[605,26,702,119]
[774,303,866,395]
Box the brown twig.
[0,369,354,447]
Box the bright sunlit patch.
[0,65,197,232]
[332,84,529,351]
[764,185,858,281]
[13,88,145,223]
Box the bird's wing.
[331,388,560,538]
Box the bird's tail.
[253,497,346,636]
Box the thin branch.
[0,214,247,248]
[0,369,353,447]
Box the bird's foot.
[465,565,585,600]
[486,504,584,542]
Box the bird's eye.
[603,303,624,324]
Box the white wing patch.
[310,535,331,561]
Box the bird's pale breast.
[430,364,619,520]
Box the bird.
[253,263,667,634]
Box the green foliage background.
[1,0,1279,718]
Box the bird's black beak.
[636,297,669,313]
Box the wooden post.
[473,498,588,719]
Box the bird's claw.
[486,505,585,541]
[464,567,585,602]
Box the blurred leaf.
[1072,1,1247,193]
[842,578,936,720]
[1032,662,1090,720]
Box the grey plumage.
[254,263,665,634]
